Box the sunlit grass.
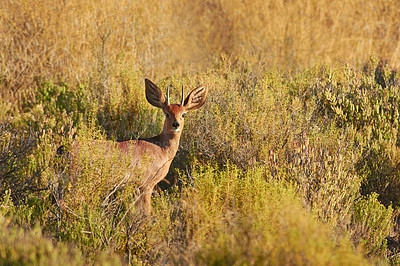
[1,0,400,108]
[1,0,400,264]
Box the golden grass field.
[1,0,400,264]
[1,0,400,105]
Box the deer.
[55,79,207,217]
[122,79,208,215]
[66,79,207,217]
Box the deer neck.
[158,128,182,157]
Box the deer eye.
[165,113,170,118]
[182,113,186,118]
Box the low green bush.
[0,190,124,265]
[1,58,398,264]
[149,163,369,265]
[352,193,393,256]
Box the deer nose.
[172,121,180,129]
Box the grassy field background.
[2,0,400,108]
[1,0,400,264]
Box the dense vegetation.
[1,0,400,264]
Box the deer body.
[116,119,183,216]
[69,79,208,216]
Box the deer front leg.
[137,186,153,217]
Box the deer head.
[145,78,208,137]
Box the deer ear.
[145,79,167,108]
[184,85,208,111]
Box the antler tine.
[166,84,170,106]
[181,84,185,105]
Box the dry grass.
[1,0,400,264]
[1,0,400,109]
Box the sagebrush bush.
[286,125,362,227]
[0,124,46,203]
[0,191,124,265]
[1,59,399,264]
[180,60,291,168]
[352,193,393,257]
[0,214,83,265]
[313,60,400,207]
[147,164,369,265]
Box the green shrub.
[0,211,126,265]
[314,60,400,207]
[0,213,84,266]
[352,193,393,256]
[0,124,46,203]
[2,59,399,264]
[0,190,125,265]
[286,125,362,228]
[148,163,369,265]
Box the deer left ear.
[145,79,167,109]
[183,85,208,111]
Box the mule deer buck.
[63,79,208,217]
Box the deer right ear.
[145,79,167,108]
[184,85,208,111]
